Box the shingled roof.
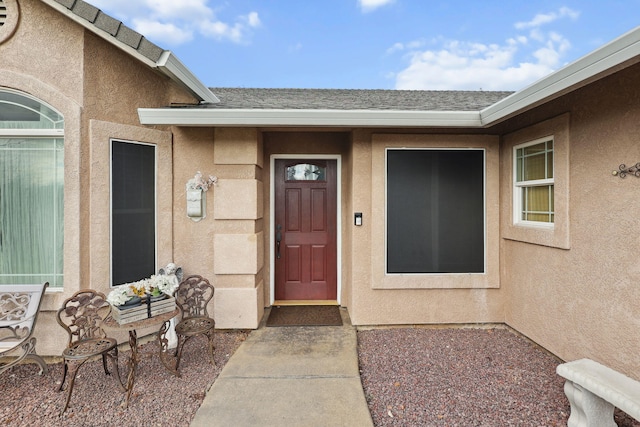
[204,88,515,111]
[43,0,218,103]
[52,0,164,62]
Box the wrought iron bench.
[0,283,49,375]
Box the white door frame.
[269,154,342,305]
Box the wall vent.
[0,1,6,28]
[0,0,19,45]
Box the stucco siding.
[0,2,197,355]
[349,132,505,325]
[501,64,640,379]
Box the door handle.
[276,224,282,259]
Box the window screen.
[111,141,156,285]
[386,149,485,274]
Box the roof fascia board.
[138,108,482,128]
[40,0,217,104]
[481,26,640,125]
[156,52,219,104]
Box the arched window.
[0,89,64,287]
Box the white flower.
[187,171,217,192]
[149,274,179,296]
[107,285,134,306]
[107,264,182,306]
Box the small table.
[103,308,179,407]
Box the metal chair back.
[175,275,214,320]
[56,289,111,348]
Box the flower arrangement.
[187,171,217,192]
[107,270,180,307]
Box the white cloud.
[133,20,193,45]
[87,0,260,46]
[392,7,578,91]
[515,7,580,30]
[358,0,395,13]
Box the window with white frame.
[514,137,554,225]
[0,89,64,287]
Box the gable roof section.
[139,26,640,128]
[41,0,219,104]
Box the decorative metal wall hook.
[612,163,640,178]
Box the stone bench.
[557,358,640,427]
[0,283,49,375]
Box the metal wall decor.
[612,163,640,178]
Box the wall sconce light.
[612,163,640,178]
[186,171,217,222]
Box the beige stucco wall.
[0,1,195,355]
[348,132,505,325]
[171,127,265,329]
[261,131,504,325]
[500,63,640,379]
[3,2,639,377]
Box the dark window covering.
[111,141,156,285]
[387,149,485,274]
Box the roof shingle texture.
[204,88,514,111]
[53,0,164,62]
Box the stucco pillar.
[212,128,264,328]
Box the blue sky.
[88,0,640,91]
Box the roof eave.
[156,52,219,104]
[138,109,482,128]
[41,0,218,104]
[481,26,640,125]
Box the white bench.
[0,283,49,375]
[557,358,640,427]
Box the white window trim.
[512,136,555,229]
[0,129,64,137]
[269,154,342,305]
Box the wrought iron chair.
[0,282,49,375]
[56,289,124,414]
[174,275,215,375]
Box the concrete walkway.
[190,308,374,427]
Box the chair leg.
[60,358,87,415]
[101,354,110,375]
[175,335,187,373]
[25,354,48,376]
[57,360,69,392]
[206,330,216,366]
[106,347,126,392]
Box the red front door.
[274,159,337,301]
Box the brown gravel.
[357,327,640,427]
[2,326,638,427]
[0,331,248,427]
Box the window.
[286,163,326,181]
[0,89,64,287]
[514,138,554,226]
[111,140,156,285]
[386,149,485,274]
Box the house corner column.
[212,128,264,329]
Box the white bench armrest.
[557,358,640,421]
